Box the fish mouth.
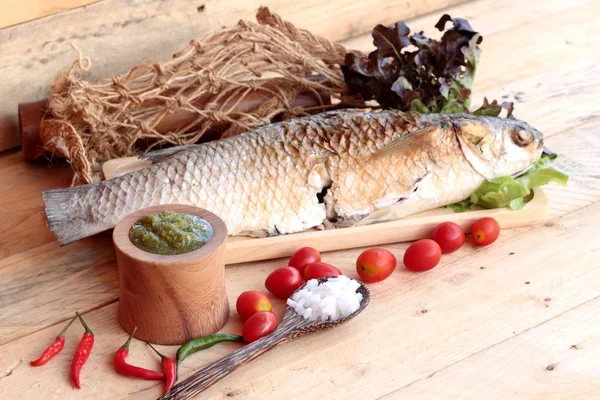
[512,154,542,178]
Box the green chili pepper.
[176,334,243,366]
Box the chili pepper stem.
[146,342,166,360]
[75,312,93,334]
[30,316,78,367]
[58,316,77,337]
[147,343,177,392]
[122,327,138,351]
[114,332,165,381]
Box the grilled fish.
[43,109,543,245]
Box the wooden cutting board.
[103,157,549,264]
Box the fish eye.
[511,129,533,147]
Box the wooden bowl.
[113,204,229,345]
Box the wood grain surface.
[0,0,99,29]
[161,279,369,399]
[0,0,599,399]
[0,0,467,152]
[224,189,547,264]
[395,295,600,399]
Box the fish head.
[454,115,544,179]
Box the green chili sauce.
[129,210,213,255]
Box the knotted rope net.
[41,7,360,184]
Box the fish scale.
[43,109,543,245]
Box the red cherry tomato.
[471,217,500,246]
[242,311,278,343]
[356,248,397,283]
[236,291,272,321]
[403,239,442,272]
[265,267,303,299]
[431,222,465,253]
[303,262,342,281]
[289,247,321,276]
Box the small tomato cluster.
[355,217,500,278]
[236,247,344,343]
[404,217,500,272]
[235,217,500,340]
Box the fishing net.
[41,7,360,184]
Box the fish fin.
[354,201,410,227]
[372,193,406,209]
[103,157,151,179]
[237,229,270,238]
[320,220,335,230]
[374,126,436,159]
[43,186,111,246]
[332,219,356,228]
[103,145,201,179]
[140,145,200,163]
[356,172,436,226]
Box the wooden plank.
[474,57,600,138]
[1,19,596,258]
[1,190,599,399]
[346,6,600,138]
[0,2,597,399]
[4,53,595,262]
[225,189,546,264]
[3,0,594,153]
[344,0,595,50]
[194,201,600,400]
[0,0,99,29]
[0,0,588,259]
[345,0,600,97]
[0,116,596,345]
[473,1,600,92]
[1,90,594,343]
[226,189,546,263]
[391,296,600,399]
[0,151,74,258]
[0,240,118,343]
[1,49,598,333]
[0,0,468,152]
[540,119,600,219]
[98,45,600,263]
[1,0,599,343]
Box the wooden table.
[1,0,599,398]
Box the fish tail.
[42,185,109,246]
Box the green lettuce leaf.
[447,154,569,212]
[446,199,474,212]
[516,166,568,190]
[470,176,530,209]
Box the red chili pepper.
[71,312,94,389]
[30,316,77,367]
[147,342,177,393]
[114,327,165,380]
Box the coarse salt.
[286,276,363,322]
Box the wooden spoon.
[159,277,370,399]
